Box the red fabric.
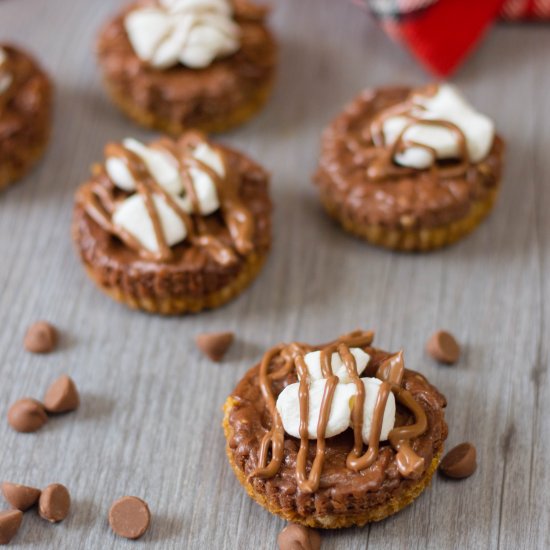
[359,0,550,76]
[383,0,503,76]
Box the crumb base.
[102,75,274,136]
[223,396,442,529]
[319,187,499,252]
[82,252,267,315]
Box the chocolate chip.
[24,321,58,354]
[277,523,321,550]
[426,330,460,364]
[1,482,41,511]
[7,398,48,433]
[439,442,477,479]
[195,332,234,362]
[108,496,151,540]
[0,510,23,545]
[43,375,80,414]
[38,484,70,523]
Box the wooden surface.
[0,1,549,548]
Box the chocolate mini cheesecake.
[223,330,448,528]
[0,44,52,191]
[97,0,277,135]
[314,85,504,251]
[72,131,271,314]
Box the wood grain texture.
[0,1,549,548]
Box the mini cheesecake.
[72,131,271,314]
[223,330,448,528]
[314,84,504,251]
[97,0,277,135]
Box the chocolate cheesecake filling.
[97,0,276,129]
[227,332,447,517]
[315,86,504,230]
[0,44,51,177]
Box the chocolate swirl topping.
[75,132,254,266]
[250,330,428,493]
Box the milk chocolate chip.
[1,482,41,511]
[0,510,23,545]
[195,332,234,362]
[38,484,70,523]
[43,375,80,414]
[277,524,321,550]
[7,399,48,433]
[439,442,477,479]
[426,330,460,364]
[24,321,58,354]
[109,496,151,540]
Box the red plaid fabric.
[356,0,550,76]
[501,0,550,19]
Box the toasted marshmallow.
[193,141,225,177]
[107,138,183,194]
[276,376,396,442]
[0,47,12,94]
[106,138,223,215]
[300,348,370,383]
[276,380,356,439]
[179,141,224,215]
[113,193,189,253]
[359,378,395,443]
[383,84,495,169]
[124,0,240,70]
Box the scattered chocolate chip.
[43,375,80,414]
[277,523,321,550]
[1,482,41,511]
[439,442,477,479]
[426,330,460,364]
[0,510,23,545]
[195,332,234,362]
[38,484,70,523]
[23,321,58,354]
[7,399,48,433]
[109,496,151,540]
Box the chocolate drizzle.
[365,85,470,181]
[250,330,428,493]
[75,132,254,265]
